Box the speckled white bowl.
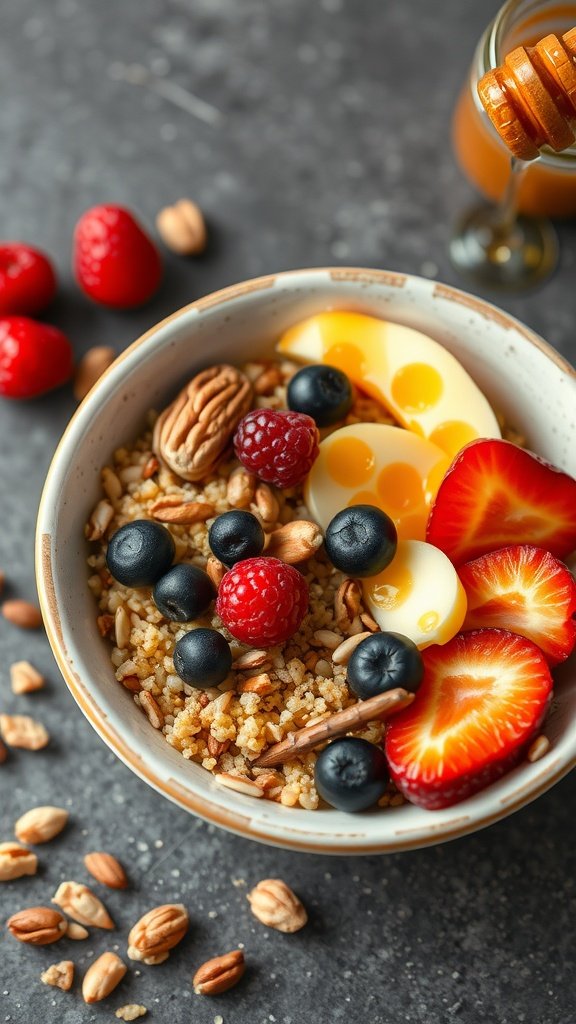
[36,268,576,854]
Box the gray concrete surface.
[1,1,575,1021]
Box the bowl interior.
[37,268,576,853]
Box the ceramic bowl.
[36,268,576,854]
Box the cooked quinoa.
[87,358,521,811]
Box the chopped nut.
[142,454,160,480]
[334,578,362,629]
[254,482,280,528]
[253,365,283,395]
[156,198,207,256]
[226,467,256,508]
[127,904,189,965]
[360,610,380,632]
[1,599,42,629]
[331,631,372,666]
[15,805,68,844]
[84,852,128,890]
[10,660,45,694]
[193,949,245,996]
[253,771,284,793]
[232,649,270,671]
[312,629,342,650]
[74,346,115,401]
[85,499,115,542]
[41,960,74,991]
[101,466,123,502]
[121,675,141,693]
[52,881,114,929]
[82,952,127,1004]
[214,773,263,799]
[97,613,115,637]
[115,1005,148,1021]
[0,842,38,881]
[115,606,131,649]
[247,878,307,932]
[206,555,226,589]
[207,734,230,757]
[149,497,215,524]
[153,365,253,482]
[139,691,164,729]
[7,906,67,945]
[67,922,89,940]
[0,714,49,750]
[238,672,274,695]
[265,520,323,563]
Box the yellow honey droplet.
[428,420,479,459]
[418,610,440,633]
[325,436,375,487]
[377,462,424,511]
[390,363,444,414]
[323,342,367,381]
[366,550,414,610]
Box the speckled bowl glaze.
[36,268,576,854]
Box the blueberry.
[287,364,353,427]
[314,737,388,812]
[324,505,397,577]
[209,510,265,567]
[173,628,232,687]
[106,519,175,587]
[153,563,215,622]
[347,631,423,700]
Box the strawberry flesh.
[458,545,576,665]
[385,629,553,810]
[426,438,576,565]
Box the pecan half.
[127,904,189,965]
[153,365,252,481]
[7,906,67,945]
[247,878,307,933]
[193,949,245,996]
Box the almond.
[127,904,189,965]
[153,365,253,482]
[156,198,207,256]
[214,773,263,799]
[7,906,67,945]
[254,482,280,528]
[0,714,49,750]
[0,841,38,881]
[149,497,215,524]
[52,881,114,929]
[206,555,226,588]
[192,949,245,996]
[74,346,115,401]
[232,649,270,671]
[247,878,308,932]
[10,661,45,694]
[114,606,131,649]
[265,520,323,564]
[1,599,42,629]
[14,805,68,844]
[84,852,129,890]
[82,952,127,1004]
[312,629,342,650]
[41,961,75,991]
[331,631,372,666]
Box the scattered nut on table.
[247,878,308,932]
[156,198,207,255]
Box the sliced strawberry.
[385,629,553,810]
[458,545,576,666]
[426,438,576,565]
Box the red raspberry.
[73,204,162,308]
[0,243,56,316]
[234,408,319,489]
[216,557,309,647]
[0,316,73,399]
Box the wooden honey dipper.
[478,27,576,160]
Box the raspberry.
[0,316,73,399]
[216,557,309,647]
[0,243,57,316]
[73,204,162,308]
[234,408,319,489]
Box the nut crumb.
[115,1005,147,1021]
[41,961,74,991]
